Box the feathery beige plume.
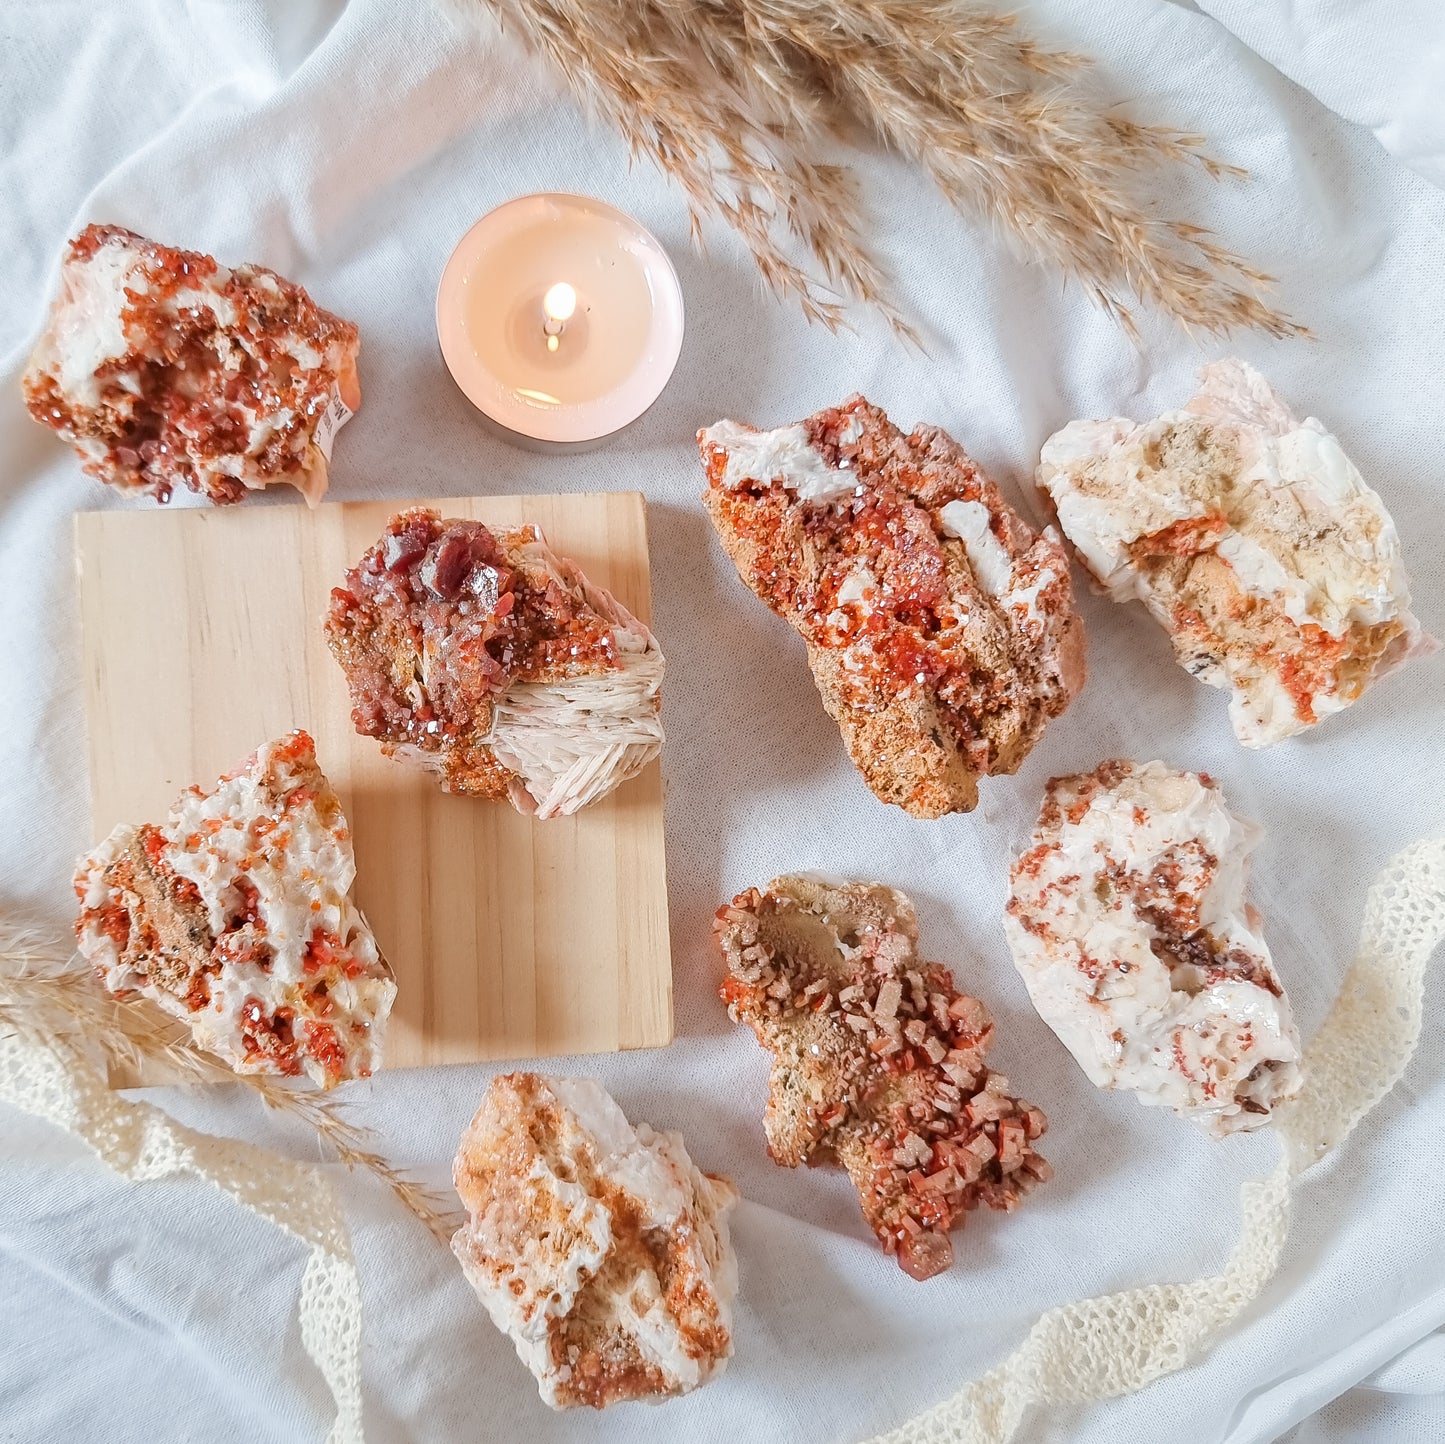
[476,0,1305,339]
[0,929,460,1245]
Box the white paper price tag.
[314,383,354,463]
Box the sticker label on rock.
[315,384,354,463]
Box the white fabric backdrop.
[2,1,1442,1440]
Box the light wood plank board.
[75,493,673,1080]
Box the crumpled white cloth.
[1279,1328,1445,1444]
[1,2,1443,1442]
[1195,1,1445,189]
[0,1020,364,1444]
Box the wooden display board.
[75,492,673,1078]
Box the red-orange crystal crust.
[23,224,359,505]
[700,396,1085,817]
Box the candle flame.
[543,282,577,324]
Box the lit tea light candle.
[437,194,684,451]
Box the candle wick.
[541,281,577,353]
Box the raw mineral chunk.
[451,1073,738,1408]
[700,395,1085,817]
[326,509,664,817]
[716,875,1048,1280]
[1037,359,1434,745]
[23,224,360,505]
[74,731,394,1087]
[1005,759,1302,1135]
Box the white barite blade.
[487,631,665,819]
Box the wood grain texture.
[75,493,673,1079]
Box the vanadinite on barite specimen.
[325,508,664,818]
[1005,759,1302,1134]
[1036,359,1434,745]
[73,731,394,1088]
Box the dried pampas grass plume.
[475,0,1306,340]
[0,930,460,1246]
